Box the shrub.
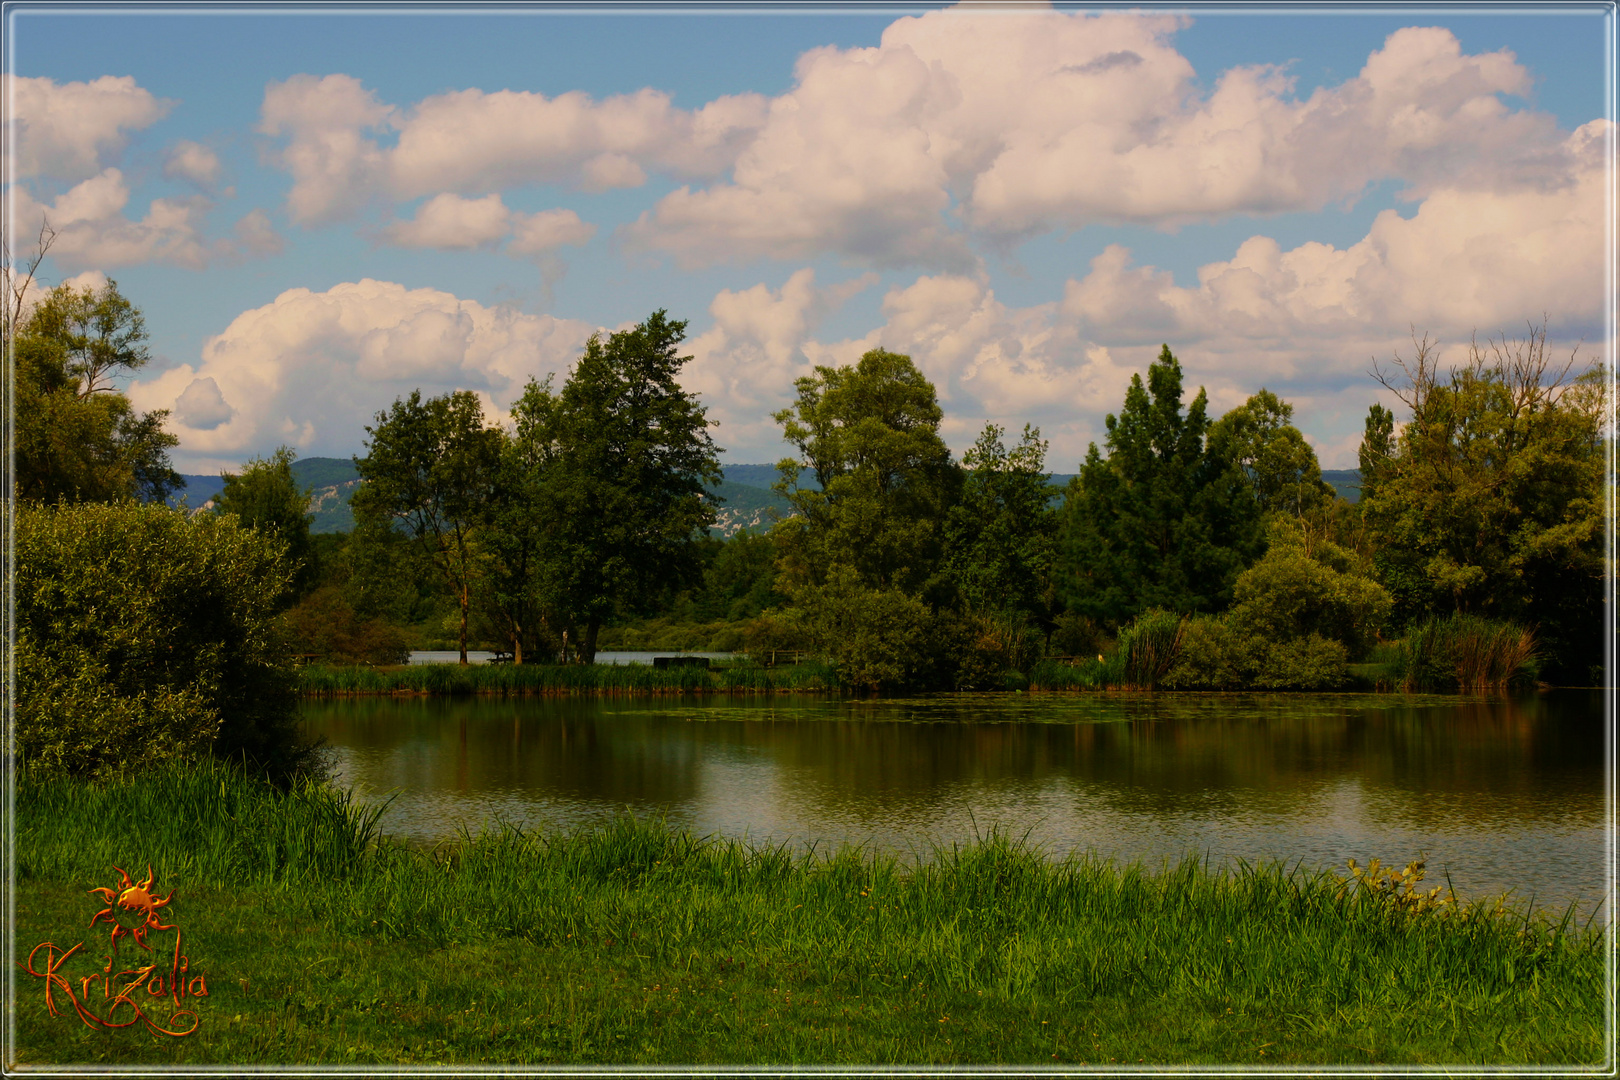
[1163,616,1348,691]
[14,500,320,783]
[284,585,410,665]
[794,571,942,692]
[1228,520,1392,658]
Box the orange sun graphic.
[88,865,176,952]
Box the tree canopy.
[10,277,180,504]
[214,446,316,599]
[1058,345,1261,627]
[520,310,722,662]
[1359,324,1605,682]
[351,389,503,664]
[771,348,958,598]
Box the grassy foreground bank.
[14,763,1608,1067]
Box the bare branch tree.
[1,218,57,348]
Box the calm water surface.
[301,691,1611,918]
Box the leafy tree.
[1360,323,1605,682]
[943,423,1056,620]
[1206,389,1335,518]
[1227,518,1392,657]
[351,390,503,664]
[479,382,564,664]
[772,348,959,598]
[214,446,316,599]
[518,310,722,662]
[696,531,784,622]
[1058,345,1261,627]
[11,278,180,503]
[14,501,317,783]
[1358,403,1396,501]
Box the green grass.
[12,762,1608,1067]
[296,658,841,696]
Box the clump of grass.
[1383,614,1537,692]
[1117,609,1187,689]
[1028,655,1117,689]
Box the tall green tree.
[771,348,958,598]
[10,278,180,504]
[1358,403,1396,502]
[479,380,564,665]
[520,310,722,663]
[942,423,1056,622]
[351,390,503,664]
[1360,324,1605,681]
[214,446,316,599]
[1206,389,1335,518]
[1058,345,1261,626]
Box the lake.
[300,690,1610,921]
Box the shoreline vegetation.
[14,762,1606,1067]
[294,608,1544,696]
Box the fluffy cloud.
[508,208,596,255]
[163,140,224,190]
[128,279,598,467]
[627,11,1579,267]
[701,119,1607,467]
[1063,120,1610,346]
[383,192,513,249]
[683,268,878,454]
[381,193,596,254]
[259,74,393,226]
[260,74,766,226]
[2,74,170,181]
[7,168,287,270]
[8,170,214,270]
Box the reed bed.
[1379,614,1539,691]
[14,762,1605,1065]
[296,659,842,696]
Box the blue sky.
[5,3,1612,473]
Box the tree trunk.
[513,619,523,666]
[579,618,600,665]
[458,579,469,665]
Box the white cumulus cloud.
[259,74,767,226]
[2,74,171,181]
[380,193,597,255]
[627,10,1582,268]
[128,279,599,467]
[162,140,224,191]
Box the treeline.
[280,317,1602,693]
[9,263,1606,706]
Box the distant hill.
[172,456,362,534]
[1321,469,1362,503]
[176,460,1349,537]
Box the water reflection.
[304,691,1608,919]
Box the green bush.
[794,570,942,692]
[14,500,320,783]
[1163,616,1348,691]
[284,585,411,665]
[1228,520,1391,658]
